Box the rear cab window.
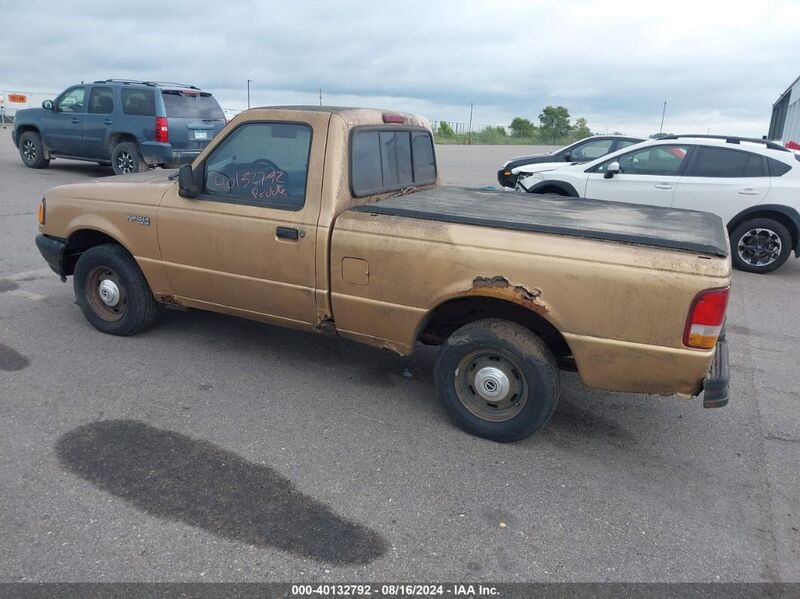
[351,128,436,196]
[162,90,224,120]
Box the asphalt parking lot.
[1,128,799,583]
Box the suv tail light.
[684,287,730,349]
[155,117,169,143]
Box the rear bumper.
[35,234,67,278]
[140,142,202,168]
[701,332,729,408]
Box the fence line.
[431,120,509,135]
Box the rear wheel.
[19,131,50,169]
[434,319,560,442]
[730,218,792,274]
[73,244,159,335]
[111,141,148,175]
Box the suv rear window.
[162,91,224,120]
[351,129,436,196]
[686,146,765,177]
[121,89,156,116]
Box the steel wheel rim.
[116,151,134,174]
[86,266,127,321]
[22,139,36,162]
[454,350,528,422]
[737,228,782,267]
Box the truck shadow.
[55,419,388,564]
[153,309,642,445]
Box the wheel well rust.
[418,290,572,360]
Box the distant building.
[769,75,800,148]
[0,89,58,120]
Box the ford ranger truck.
[34,107,731,442]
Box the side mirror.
[178,164,200,198]
[563,153,571,161]
[42,100,54,111]
[603,161,620,179]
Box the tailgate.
[161,90,225,149]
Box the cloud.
[1,0,798,136]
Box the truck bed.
[350,186,729,257]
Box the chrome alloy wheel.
[737,227,782,267]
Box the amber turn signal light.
[37,198,46,226]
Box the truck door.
[584,144,690,207]
[82,86,115,160]
[156,114,328,327]
[42,86,86,155]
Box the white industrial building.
[0,89,58,122]
[769,75,800,148]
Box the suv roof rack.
[93,79,148,85]
[92,79,200,90]
[659,134,789,152]
[144,81,200,90]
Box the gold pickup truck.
[35,107,731,441]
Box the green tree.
[539,105,572,143]
[437,121,455,137]
[571,117,592,139]
[509,117,536,138]
[483,125,507,137]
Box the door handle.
[654,183,674,190]
[738,188,759,195]
[70,117,80,124]
[103,119,113,125]
[276,226,300,241]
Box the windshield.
[161,90,224,119]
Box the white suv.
[517,135,800,273]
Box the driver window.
[571,139,613,161]
[57,87,86,113]
[597,144,689,175]
[203,122,312,210]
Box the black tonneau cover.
[351,186,729,257]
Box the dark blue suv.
[12,79,226,174]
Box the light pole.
[247,79,254,109]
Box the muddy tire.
[111,141,148,175]
[19,131,50,169]
[730,218,792,274]
[434,319,559,442]
[73,244,159,336]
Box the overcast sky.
[1,0,798,137]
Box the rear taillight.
[155,117,169,143]
[684,287,730,349]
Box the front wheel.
[18,131,50,169]
[434,319,560,442]
[730,218,792,274]
[73,244,159,335]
